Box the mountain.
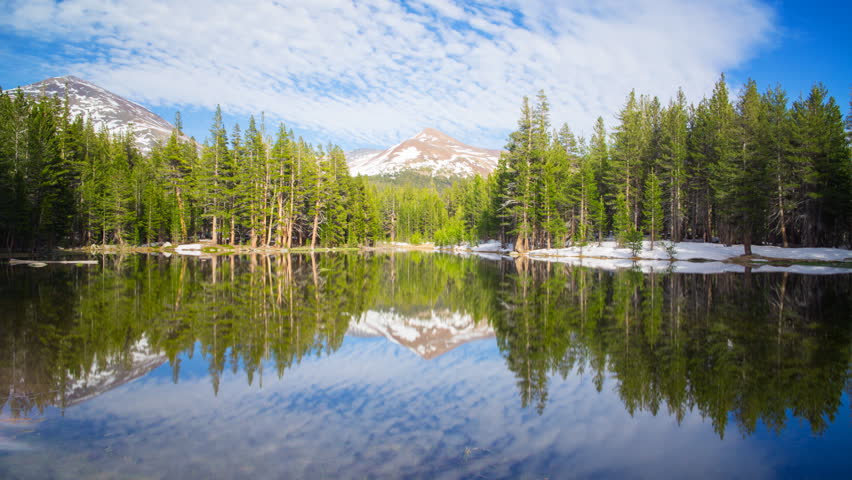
[64,337,167,407]
[15,75,177,154]
[346,128,500,178]
[345,148,384,166]
[347,309,494,360]
[0,336,166,415]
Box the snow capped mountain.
[65,336,167,407]
[347,309,494,359]
[15,75,177,154]
[347,128,500,178]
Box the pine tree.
[706,74,738,245]
[611,91,650,230]
[591,194,606,245]
[223,123,243,244]
[761,85,795,247]
[686,100,714,241]
[320,145,350,247]
[101,131,137,244]
[199,105,229,243]
[542,126,571,247]
[269,123,291,247]
[162,128,193,241]
[660,89,688,241]
[730,79,769,255]
[789,84,852,247]
[499,96,535,252]
[573,139,600,247]
[613,191,632,247]
[642,171,664,249]
[242,116,266,248]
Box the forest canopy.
[1,75,850,251]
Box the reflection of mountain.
[1,337,166,418]
[65,337,167,407]
[348,309,494,360]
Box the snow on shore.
[531,256,851,275]
[382,240,851,274]
[471,240,512,254]
[523,241,852,275]
[529,241,852,262]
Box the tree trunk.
[277,194,285,248]
[310,207,320,250]
[776,170,788,247]
[176,186,187,241]
[264,211,273,247]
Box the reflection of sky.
[2,337,851,479]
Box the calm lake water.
[1,253,851,479]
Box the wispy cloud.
[0,0,775,148]
[28,339,772,479]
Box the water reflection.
[1,253,850,443]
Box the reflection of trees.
[490,262,852,438]
[0,252,496,416]
[1,254,850,438]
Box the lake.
[1,253,851,479]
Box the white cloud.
[0,0,775,148]
[15,339,775,479]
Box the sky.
[0,0,850,151]
[12,337,844,478]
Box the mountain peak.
[414,127,455,142]
[347,128,500,178]
[18,75,177,153]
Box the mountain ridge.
[15,75,178,153]
[346,128,500,178]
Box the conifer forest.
[1,75,850,252]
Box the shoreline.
[9,240,851,274]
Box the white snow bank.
[471,240,512,253]
[175,244,203,256]
[533,256,850,275]
[529,241,852,263]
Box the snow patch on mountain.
[347,308,494,359]
[347,128,500,178]
[15,75,178,153]
[65,336,167,406]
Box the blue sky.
[19,336,852,478]
[0,0,849,151]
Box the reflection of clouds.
[7,339,775,479]
[0,433,32,452]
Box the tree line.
[0,91,391,249]
[1,75,850,251]
[477,76,851,253]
